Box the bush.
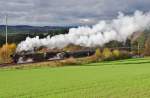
[95,48,102,58]
[0,43,16,63]
[112,49,120,59]
[102,48,113,60]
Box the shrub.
[112,49,120,59]
[95,48,102,58]
[102,48,113,60]
[0,43,16,63]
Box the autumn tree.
[102,48,112,59]
[112,49,120,58]
[0,43,16,63]
[95,48,102,58]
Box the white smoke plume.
[16,11,150,52]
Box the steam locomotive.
[11,50,95,64]
[11,46,138,64]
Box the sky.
[0,0,150,26]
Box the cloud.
[0,0,150,26]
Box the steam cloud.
[16,11,150,52]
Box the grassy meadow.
[0,57,150,98]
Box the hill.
[0,25,73,34]
[0,25,72,46]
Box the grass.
[0,57,150,98]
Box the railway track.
[0,58,64,68]
[0,63,17,67]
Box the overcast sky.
[0,0,150,26]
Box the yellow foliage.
[0,43,16,63]
[112,49,120,58]
[102,48,112,59]
[95,48,101,58]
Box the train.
[11,50,95,64]
[11,46,140,64]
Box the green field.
[0,58,150,98]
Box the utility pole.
[5,15,8,45]
[5,15,8,63]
